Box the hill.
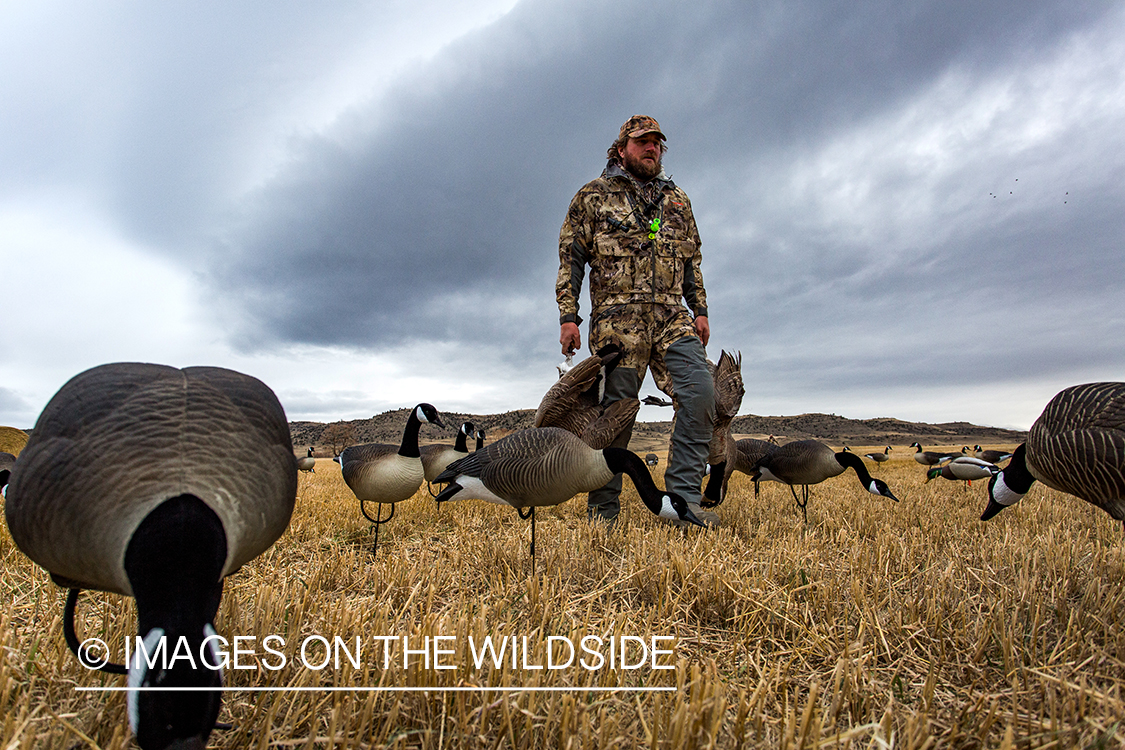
[289,408,1026,455]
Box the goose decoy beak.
[681,505,706,527]
[980,495,1007,521]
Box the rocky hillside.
[289,408,1025,455]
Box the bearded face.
[618,134,664,181]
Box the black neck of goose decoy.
[124,494,227,750]
[602,447,699,522]
[702,461,726,508]
[454,423,474,453]
[398,404,443,458]
[475,431,485,451]
[835,451,899,501]
[982,443,1034,521]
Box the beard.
[622,150,662,181]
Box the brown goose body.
[973,445,1013,464]
[864,446,892,463]
[420,421,473,482]
[752,439,898,521]
[910,442,954,467]
[337,404,443,504]
[4,363,297,597]
[297,446,316,473]
[984,383,1125,521]
[534,346,638,449]
[758,440,850,485]
[438,427,615,509]
[435,426,701,522]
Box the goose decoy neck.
[474,430,486,451]
[399,404,443,458]
[602,447,702,524]
[124,494,226,750]
[702,461,726,508]
[982,443,1033,520]
[454,422,474,452]
[835,450,869,476]
[836,451,899,501]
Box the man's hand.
[560,323,582,356]
[694,315,710,347]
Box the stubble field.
[2,446,1123,749]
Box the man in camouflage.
[556,115,718,526]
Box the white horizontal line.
[77,686,676,693]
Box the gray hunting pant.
[587,335,714,521]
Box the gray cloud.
[3,0,1123,428]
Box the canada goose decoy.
[433,427,703,569]
[749,440,899,523]
[420,421,474,487]
[925,456,999,487]
[910,442,955,467]
[474,429,486,451]
[534,344,639,449]
[0,450,14,495]
[973,445,1013,464]
[3,363,296,750]
[297,446,316,473]
[642,394,673,407]
[863,446,892,463]
[645,453,659,467]
[336,403,443,554]
[982,382,1125,525]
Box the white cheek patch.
[128,627,166,733]
[992,474,1025,507]
[415,406,427,423]
[868,480,880,495]
[204,624,225,686]
[659,495,678,519]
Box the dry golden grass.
[2,449,1124,749]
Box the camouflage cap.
[619,115,666,141]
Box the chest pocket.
[653,239,694,295]
[591,236,641,297]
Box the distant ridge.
[288,409,1026,455]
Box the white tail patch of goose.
[452,476,510,506]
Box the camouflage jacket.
[556,162,707,326]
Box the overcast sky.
[3,0,1123,433]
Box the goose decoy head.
[659,491,705,527]
[415,403,444,428]
[867,477,899,502]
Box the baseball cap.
[618,115,665,141]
